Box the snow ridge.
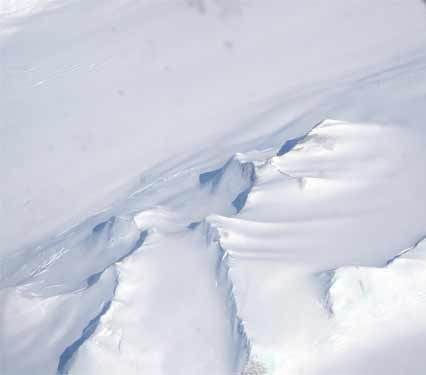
[2,116,426,374]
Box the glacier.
[1,111,426,374]
[1,1,426,375]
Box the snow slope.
[206,119,426,374]
[2,0,426,253]
[2,86,426,373]
[1,1,426,375]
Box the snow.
[317,238,426,375]
[2,0,426,254]
[1,1,426,374]
[68,230,237,375]
[204,118,426,373]
[1,266,117,374]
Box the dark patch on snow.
[199,157,256,215]
[277,136,305,156]
[385,236,426,266]
[231,162,256,213]
[316,270,336,317]
[86,272,102,288]
[57,300,112,375]
[199,167,223,185]
[244,162,256,183]
[116,230,148,263]
[188,221,201,230]
[232,189,250,213]
[198,158,235,190]
[92,216,115,234]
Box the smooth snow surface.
[2,1,426,375]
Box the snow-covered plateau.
[1,1,426,374]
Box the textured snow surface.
[2,0,426,253]
[2,1,426,375]
[2,114,426,373]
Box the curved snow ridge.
[271,119,402,183]
[212,118,426,267]
[2,118,426,374]
[201,119,426,374]
[205,216,331,375]
[133,207,190,233]
[205,218,319,374]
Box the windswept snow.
[206,119,426,373]
[2,1,426,375]
[2,0,426,253]
[2,111,426,373]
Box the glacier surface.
[1,1,426,374]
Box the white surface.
[1,1,426,375]
[2,0,426,253]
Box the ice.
[1,110,426,373]
[2,0,426,254]
[2,1,426,374]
